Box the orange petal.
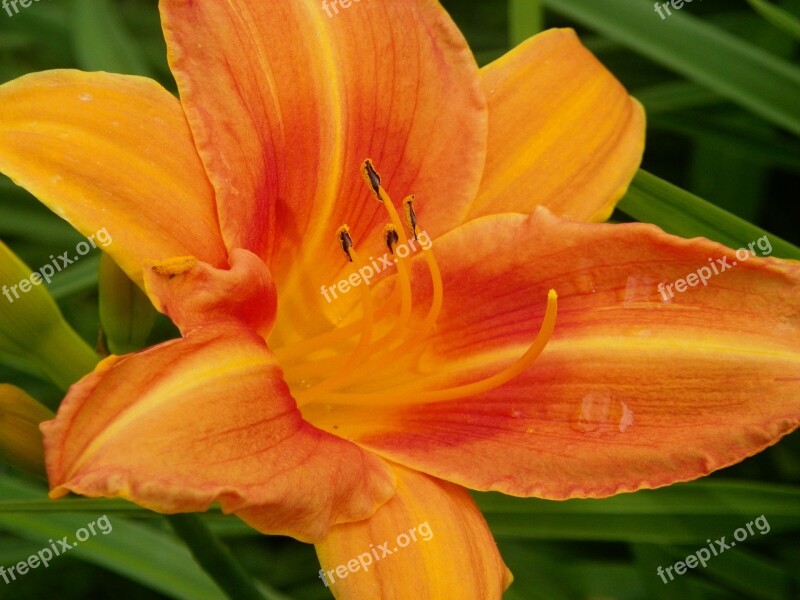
[143,249,277,339]
[315,464,511,599]
[305,209,800,498]
[0,70,227,285]
[159,0,487,332]
[42,324,395,542]
[466,29,645,223]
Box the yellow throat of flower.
[276,160,558,407]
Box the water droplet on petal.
[78,92,93,101]
[619,401,634,433]
[572,391,634,435]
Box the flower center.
[275,160,558,407]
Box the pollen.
[150,256,197,277]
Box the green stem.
[509,0,544,46]
[167,514,267,600]
[32,324,100,391]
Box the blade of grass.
[618,170,800,259]
[474,481,800,543]
[0,475,227,600]
[746,0,800,40]
[167,514,268,600]
[660,544,796,600]
[634,81,723,115]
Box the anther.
[150,256,198,278]
[384,225,400,254]
[337,225,354,262]
[403,196,418,240]
[362,159,382,201]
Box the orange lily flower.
[0,2,798,598]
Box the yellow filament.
[274,321,364,363]
[323,290,558,403]
[356,227,443,371]
[274,291,394,364]
[286,240,414,384]
[413,227,443,339]
[297,246,375,402]
[282,163,413,367]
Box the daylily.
[0,1,797,598]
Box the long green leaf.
[509,0,544,45]
[746,0,800,40]
[542,0,800,135]
[660,544,796,600]
[634,81,722,115]
[618,170,800,260]
[0,475,227,600]
[71,0,154,76]
[474,481,800,543]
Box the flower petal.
[0,70,227,284]
[466,29,645,222]
[315,464,511,599]
[143,249,278,339]
[42,324,395,542]
[305,210,800,498]
[159,0,487,328]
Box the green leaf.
[650,112,800,172]
[660,544,797,600]
[0,385,52,476]
[618,170,800,260]
[746,0,800,40]
[167,514,269,600]
[543,0,800,135]
[71,0,154,76]
[99,254,157,354]
[509,0,544,45]
[0,240,99,390]
[475,480,800,543]
[0,475,227,600]
[634,81,722,116]
[45,254,101,300]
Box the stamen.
[384,225,400,253]
[278,162,451,397]
[403,196,418,240]
[150,256,197,277]
[362,159,383,201]
[297,229,375,402]
[362,160,410,245]
[324,290,558,403]
[338,225,354,262]
[373,199,442,359]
